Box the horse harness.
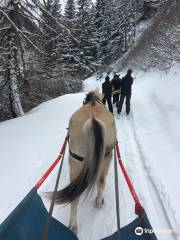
[69,149,84,162]
[69,148,113,162]
[83,92,102,106]
[68,126,114,162]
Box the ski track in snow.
[116,110,180,240]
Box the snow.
[0,66,180,240]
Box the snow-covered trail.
[1,67,180,240]
[113,67,180,240]
[116,112,178,240]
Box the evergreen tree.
[109,0,141,60]
[51,0,61,18]
[0,1,24,117]
[62,0,97,77]
[135,0,145,22]
[0,0,43,117]
[40,0,63,85]
[64,0,76,20]
[110,0,124,59]
[95,0,112,65]
[76,0,97,73]
[62,0,78,76]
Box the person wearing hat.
[117,69,133,116]
[102,75,113,114]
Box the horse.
[52,90,117,234]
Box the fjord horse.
[54,91,116,234]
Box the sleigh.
[0,138,158,240]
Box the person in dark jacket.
[102,75,113,114]
[111,73,121,105]
[117,69,133,115]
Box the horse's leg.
[68,156,82,234]
[95,151,112,208]
[95,175,105,208]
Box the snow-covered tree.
[40,0,62,82]
[0,0,43,117]
[75,0,98,73]
[61,0,98,77]
[95,0,112,65]
[64,0,76,20]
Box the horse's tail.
[53,117,105,204]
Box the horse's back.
[70,102,114,126]
[69,103,116,150]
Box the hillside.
[112,0,180,72]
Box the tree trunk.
[8,30,24,117]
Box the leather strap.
[69,148,113,162]
[69,149,84,161]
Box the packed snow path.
[116,112,178,240]
[0,68,180,240]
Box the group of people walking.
[102,69,133,116]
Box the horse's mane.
[83,90,102,105]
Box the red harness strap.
[116,141,144,215]
[34,137,68,190]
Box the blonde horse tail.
[53,117,105,204]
